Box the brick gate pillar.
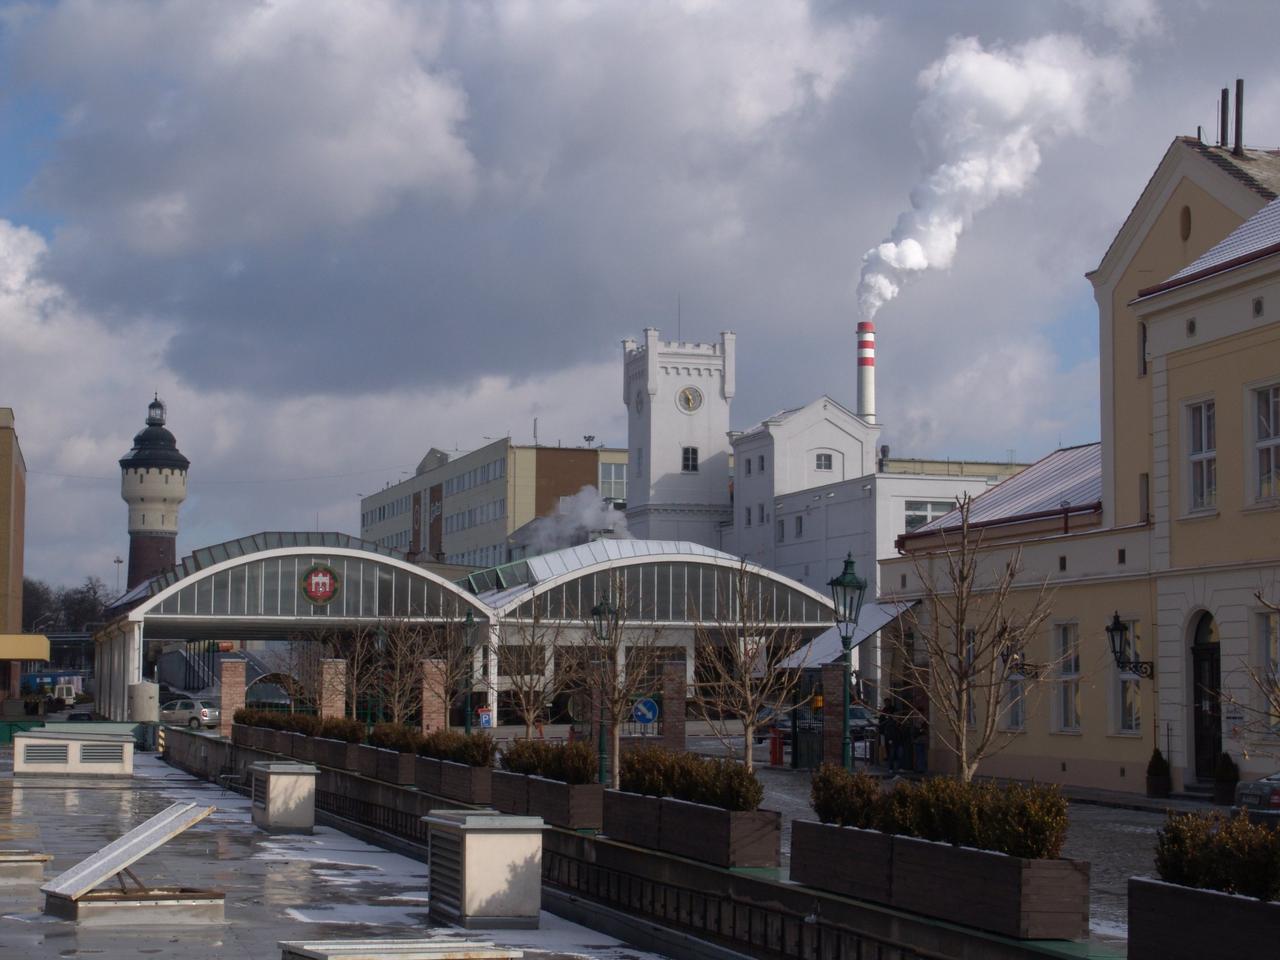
[319,659,347,720]
[420,659,447,733]
[821,662,845,766]
[661,661,686,752]
[219,657,246,739]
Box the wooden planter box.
[492,770,530,814]
[658,798,781,868]
[287,733,315,763]
[265,729,290,755]
[354,743,380,779]
[375,748,417,786]
[891,835,1089,940]
[790,820,892,903]
[231,724,251,748]
[439,761,492,805]
[603,790,662,847]
[311,737,355,770]
[414,756,442,796]
[528,778,603,830]
[1129,875,1280,959]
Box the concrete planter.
[439,761,492,805]
[528,778,603,830]
[891,834,1089,940]
[492,770,530,814]
[790,820,892,903]
[287,732,315,763]
[1128,875,1280,959]
[414,755,442,795]
[603,790,662,847]
[375,747,417,786]
[354,743,380,779]
[658,798,781,868]
[265,729,290,755]
[311,737,356,770]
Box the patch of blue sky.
[0,90,63,237]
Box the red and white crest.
[301,564,340,605]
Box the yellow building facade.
[880,136,1280,792]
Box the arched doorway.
[1190,611,1221,780]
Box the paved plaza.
[0,754,662,960]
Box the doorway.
[1190,611,1221,781]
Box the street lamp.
[1106,611,1154,679]
[590,599,616,785]
[828,553,868,771]
[463,609,478,735]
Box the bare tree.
[323,622,382,722]
[381,619,433,726]
[885,495,1057,782]
[271,633,329,713]
[575,571,666,789]
[1217,590,1280,757]
[494,606,578,739]
[689,560,812,772]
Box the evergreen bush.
[1146,746,1171,778]
[1156,811,1280,901]
[500,739,551,775]
[318,717,365,743]
[499,740,596,783]
[368,723,421,753]
[614,746,763,811]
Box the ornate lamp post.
[1106,611,1154,679]
[463,609,477,735]
[828,553,868,771]
[590,599,616,785]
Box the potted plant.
[1146,746,1172,799]
[652,751,779,868]
[436,731,495,804]
[527,741,602,830]
[312,717,364,769]
[493,740,549,814]
[1213,752,1239,805]
[368,723,420,785]
[791,766,1089,941]
[603,746,669,847]
[1129,810,1280,959]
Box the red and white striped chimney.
[857,320,876,423]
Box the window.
[1256,385,1280,499]
[745,458,752,476]
[1189,400,1216,510]
[1115,619,1141,734]
[757,503,765,524]
[904,500,954,532]
[498,645,546,678]
[599,462,627,500]
[635,447,644,477]
[757,455,765,472]
[744,507,752,527]
[682,447,699,473]
[1002,675,1026,731]
[1055,623,1081,732]
[794,515,803,537]
[1138,473,1150,522]
[815,453,833,471]
[776,519,784,543]
[1138,321,1148,377]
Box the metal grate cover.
[253,774,267,808]
[80,744,125,764]
[23,744,69,764]
[426,828,462,923]
[41,801,214,901]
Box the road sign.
[478,708,493,729]
[632,698,660,724]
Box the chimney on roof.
[856,321,876,423]
[1220,86,1229,148]
[1233,78,1244,158]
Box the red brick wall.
[420,660,447,733]
[661,661,686,752]
[822,663,845,767]
[319,659,346,720]
[219,658,246,739]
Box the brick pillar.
[319,659,347,720]
[661,661,686,752]
[821,663,845,766]
[420,659,447,733]
[219,657,246,739]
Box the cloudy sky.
[2,0,1278,588]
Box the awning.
[778,602,913,669]
[0,634,50,661]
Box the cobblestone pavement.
[691,736,1163,947]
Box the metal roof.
[1140,195,1280,296]
[778,602,912,669]
[913,443,1101,534]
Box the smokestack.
[857,320,876,423]
[1233,78,1244,157]
[1220,87,1229,148]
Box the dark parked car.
[1236,771,1280,821]
[754,708,795,744]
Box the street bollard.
[770,726,784,766]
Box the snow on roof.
[1139,195,1280,297]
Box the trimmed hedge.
[417,728,496,767]
[810,765,1068,861]
[232,708,321,736]
[368,722,421,753]
[619,746,764,812]
[318,717,365,743]
[1156,811,1280,901]
[499,740,597,785]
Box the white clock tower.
[623,328,735,546]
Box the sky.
[3,0,1279,588]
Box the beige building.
[1,408,25,635]
[881,130,1280,793]
[360,439,627,569]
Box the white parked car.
[160,699,220,729]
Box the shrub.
[318,717,365,743]
[1156,811,1280,901]
[1214,752,1240,785]
[809,767,1068,860]
[542,741,598,785]
[287,713,322,736]
[620,746,677,797]
[368,723,421,753]
[615,746,763,811]
[418,728,466,761]
[500,739,551,775]
[1146,747,1171,778]
[453,732,497,768]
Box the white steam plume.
[856,35,1129,320]
[518,486,631,557]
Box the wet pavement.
[0,754,663,960]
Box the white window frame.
[1187,399,1216,511]
[682,447,699,473]
[775,518,784,543]
[744,507,752,527]
[794,515,803,538]
[1259,610,1280,731]
[745,458,752,476]
[1000,674,1026,732]
[757,503,765,525]
[815,452,833,471]
[1054,622,1081,733]
[1254,384,1280,501]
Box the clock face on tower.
[677,386,703,413]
